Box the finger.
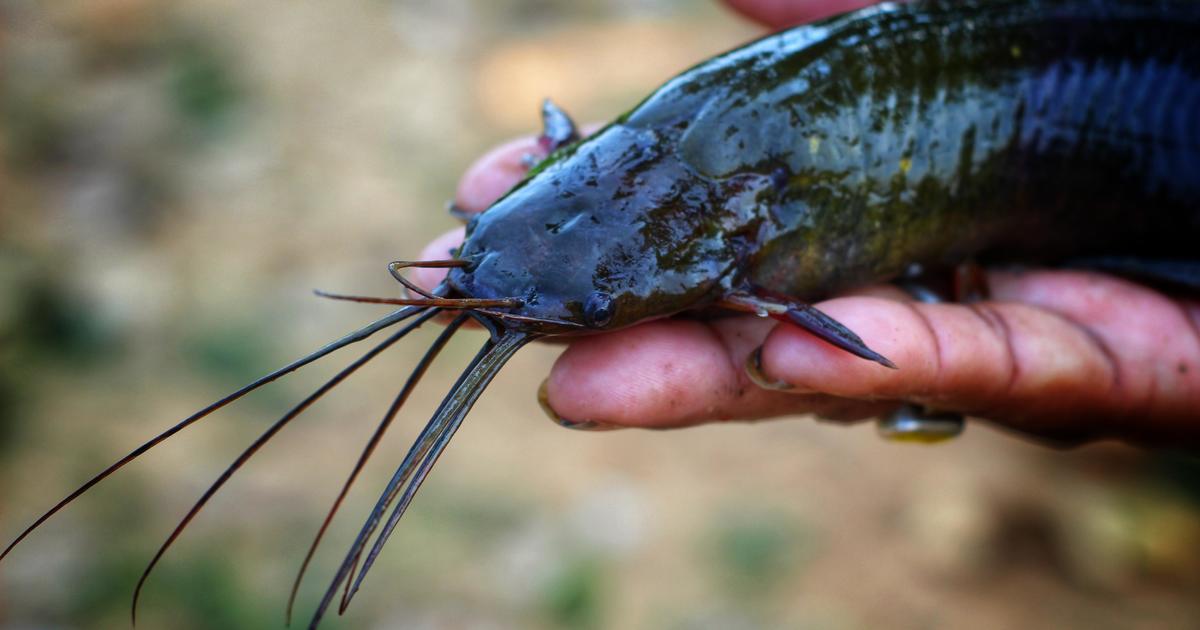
[723,0,879,28]
[411,227,467,291]
[539,280,948,430]
[455,121,605,213]
[988,270,1200,442]
[752,281,1200,445]
[542,317,893,429]
[454,136,541,214]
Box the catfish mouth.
[312,286,589,335]
[381,260,591,334]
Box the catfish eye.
[583,291,615,328]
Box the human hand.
[415,0,1200,448]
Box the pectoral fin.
[719,290,897,369]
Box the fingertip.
[723,0,878,28]
[455,123,604,213]
[455,136,539,212]
[412,227,466,291]
[545,321,738,429]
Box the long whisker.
[332,318,503,609]
[314,290,522,310]
[390,259,468,270]
[307,331,533,629]
[0,305,424,566]
[475,309,588,329]
[388,260,466,301]
[341,330,534,612]
[337,313,503,602]
[469,311,505,340]
[130,308,440,625]
[320,338,496,621]
[340,393,468,613]
[284,313,469,625]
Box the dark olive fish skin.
[451,0,1200,331]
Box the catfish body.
[451,0,1200,328]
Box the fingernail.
[744,346,794,391]
[537,380,620,431]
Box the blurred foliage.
[165,38,242,137]
[708,508,808,601]
[0,259,122,455]
[1150,452,1200,506]
[181,320,282,391]
[2,83,71,169]
[540,554,606,630]
[68,548,275,630]
[18,281,119,367]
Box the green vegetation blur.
[2,1,1198,628]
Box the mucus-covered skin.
[449,0,1200,334]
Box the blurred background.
[2,0,1199,628]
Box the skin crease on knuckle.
[417,3,1200,445]
[988,272,1200,440]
